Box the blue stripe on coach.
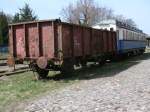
[117,40,146,53]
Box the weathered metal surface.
[73,26,83,57]
[14,25,26,58]
[9,26,14,56]
[113,32,117,51]
[83,28,91,55]
[40,22,54,58]
[99,31,103,53]
[102,31,108,53]
[9,19,117,63]
[92,29,100,55]
[108,31,113,52]
[27,23,39,58]
[61,24,72,58]
[9,21,55,60]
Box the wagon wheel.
[29,62,49,80]
[98,58,106,66]
[35,57,49,80]
[81,60,87,67]
[35,68,49,80]
[61,59,74,77]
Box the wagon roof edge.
[8,19,61,26]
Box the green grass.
[0,52,150,111]
[0,72,76,111]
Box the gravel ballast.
[21,57,150,112]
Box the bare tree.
[115,14,137,27]
[125,19,137,27]
[61,0,114,26]
[61,4,74,23]
[61,0,137,27]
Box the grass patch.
[0,72,75,111]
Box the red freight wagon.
[8,19,117,79]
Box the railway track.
[0,63,29,77]
[0,59,7,66]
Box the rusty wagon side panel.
[82,27,91,56]
[9,20,117,72]
[26,23,39,58]
[9,21,56,60]
[102,30,108,53]
[61,23,117,58]
[72,25,83,57]
[61,23,92,58]
[9,19,117,79]
[14,25,26,58]
[39,22,55,58]
[92,29,99,55]
[61,24,73,58]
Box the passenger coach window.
[126,30,128,40]
[133,33,135,40]
[138,34,140,40]
[123,30,126,40]
[117,30,119,40]
[129,32,131,40]
[131,32,134,40]
[135,33,138,40]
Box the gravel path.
[22,58,150,112]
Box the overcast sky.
[0,0,150,34]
